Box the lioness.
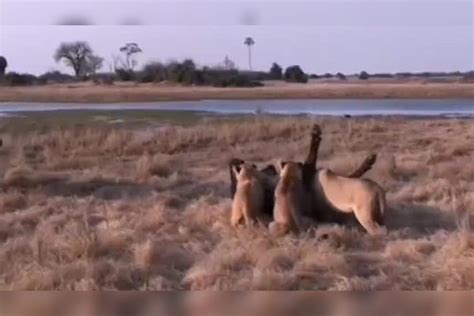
[315,168,386,235]
[269,161,307,236]
[231,163,270,226]
[229,124,377,219]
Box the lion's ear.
[278,160,287,173]
[232,165,241,178]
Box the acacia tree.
[244,37,255,70]
[0,56,7,79]
[119,43,142,71]
[54,41,102,78]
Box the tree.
[244,37,255,70]
[359,71,370,80]
[284,65,308,83]
[119,43,142,71]
[0,56,7,78]
[83,55,104,76]
[269,62,283,80]
[223,56,236,70]
[54,41,102,78]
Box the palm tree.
[244,37,255,70]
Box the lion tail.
[375,189,386,226]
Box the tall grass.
[0,116,473,289]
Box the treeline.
[1,42,474,87]
[3,66,473,87]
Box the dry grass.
[0,115,473,290]
[1,81,474,103]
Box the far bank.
[0,82,473,103]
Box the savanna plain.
[0,112,473,290]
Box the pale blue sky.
[1,0,473,75]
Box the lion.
[230,163,270,226]
[269,161,308,236]
[229,158,277,218]
[228,124,377,219]
[315,168,386,235]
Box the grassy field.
[0,113,473,290]
[1,81,474,103]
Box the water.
[0,99,473,117]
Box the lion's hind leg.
[353,204,385,236]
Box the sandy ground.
[0,114,473,290]
[1,81,473,103]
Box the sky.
[0,0,473,75]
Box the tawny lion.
[228,124,377,220]
[269,161,307,236]
[315,168,386,235]
[231,163,276,226]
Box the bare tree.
[54,41,102,78]
[223,56,236,70]
[83,55,104,76]
[244,37,255,70]
[119,43,142,71]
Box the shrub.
[462,71,474,82]
[4,72,38,86]
[136,59,264,87]
[115,68,135,81]
[359,71,370,80]
[38,71,75,84]
[269,63,283,80]
[139,62,166,83]
[336,72,346,80]
[371,73,394,79]
[165,59,197,85]
[89,73,115,85]
[199,69,262,87]
[284,65,308,83]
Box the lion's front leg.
[229,158,244,199]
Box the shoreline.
[0,82,473,103]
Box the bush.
[462,71,474,82]
[269,63,283,80]
[371,73,394,79]
[359,71,370,80]
[162,59,197,85]
[309,74,320,79]
[38,71,75,84]
[115,68,135,81]
[90,73,115,85]
[239,71,269,81]
[323,73,333,79]
[4,72,38,86]
[135,59,264,87]
[199,69,263,87]
[336,72,346,80]
[284,65,308,83]
[139,62,166,83]
[395,72,413,78]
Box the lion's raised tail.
[375,189,386,226]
